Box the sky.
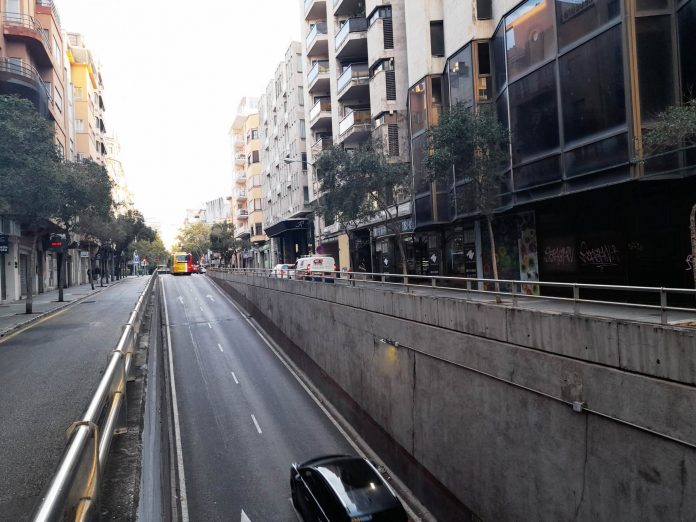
[58,0,302,247]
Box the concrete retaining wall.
[211,272,696,522]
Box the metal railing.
[307,60,330,88]
[338,108,371,136]
[309,98,331,123]
[306,22,327,49]
[337,62,369,94]
[31,272,158,521]
[335,17,367,51]
[3,13,52,56]
[210,268,696,325]
[36,0,62,27]
[311,136,333,156]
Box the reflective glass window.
[509,63,559,162]
[493,23,507,95]
[555,0,620,48]
[678,0,696,100]
[409,81,427,135]
[496,89,510,132]
[513,154,562,189]
[412,133,429,193]
[564,133,628,177]
[448,45,474,106]
[505,0,557,80]
[636,0,669,12]
[559,25,626,143]
[415,195,433,223]
[636,16,675,121]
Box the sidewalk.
[0,277,131,337]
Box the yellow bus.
[171,252,193,275]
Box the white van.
[294,255,337,282]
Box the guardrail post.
[660,288,667,325]
[381,274,386,285]
[404,275,409,293]
[573,284,579,314]
[465,279,471,301]
[431,277,436,296]
[511,282,518,307]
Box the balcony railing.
[0,57,51,115]
[338,109,371,136]
[236,209,249,219]
[306,22,328,49]
[3,14,52,58]
[309,99,332,122]
[235,170,247,183]
[335,17,367,51]
[311,136,333,156]
[236,189,248,200]
[307,60,330,87]
[337,63,369,94]
[234,153,247,164]
[36,0,62,27]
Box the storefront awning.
[265,218,309,238]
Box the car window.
[308,470,343,520]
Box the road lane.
[163,273,355,521]
[0,276,151,520]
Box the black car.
[290,455,408,522]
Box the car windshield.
[315,460,396,516]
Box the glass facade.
[448,45,474,106]
[555,0,620,49]
[678,0,696,100]
[505,0,556,80]
[409,80,427,135]
[636,16,675,120]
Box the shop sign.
[372,218,414,238]
[0,234,9,254]
[79,251,89,258]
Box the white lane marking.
[241,509,252,522]
[218,343,224,353]
[205,276,426,522]
[177,296,184,304]
[206,294,215,302]
[208,322,212,329]
[199,306,204,311]
[251,414,262,434]
[231,371,239,384]
[161,280,190,522]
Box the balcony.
[236,209,249,220]
[233,135,245,149]
[234,152,247,165]
[307,60,330,94]
[36,0,62,28]
[2,14,53,67]
[304,0,327,21]
[236,189,248,201]
[309,99,332,130]
[311,136,333,157]
[338,109,371,145]
[334,17,367,60]
[0,57,51,119]
[306,22,328,58]
[337,63,369,102]
[235,170,247,184]
[333,0,363,16]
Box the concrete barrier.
[211,272,696,522]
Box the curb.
[0,277,131,339]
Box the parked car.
[290,455,408,522]
[294,256,337,282]
[198,265,206,274]
[271,263,295,279]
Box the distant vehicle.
[171,252,194,275]
[295,256,336,282]
[157,264,170,274]
[270,263,295,279]
[198,265,206,274]
[191,264,200,274]
[290,455,408,522]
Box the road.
[0,276,151,520]
[162,273,356,522]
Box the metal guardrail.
[31,272,159,521]
[210,267,696,325]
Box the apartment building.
[105,134,135,213]
[66,32,106,163]
[404,0,696,289]
[301,0,411,270]
[259,42,313,265]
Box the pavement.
[0,276,142,337]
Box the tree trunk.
[395,232,409,275]
[691,203,696,290]
[486,216,502,304]
[25,231,37,314]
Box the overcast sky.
[58,0,302,247]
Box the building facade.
[259,42,313,266]
[404,0,696,288]
[300,0,412,271]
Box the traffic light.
[48,233,66,251]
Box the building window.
[299,119,306,139]
[509,62,559,162]
[477,42,493,102]
[555,0,620,49]
[448,44,474,107]
[74,86,83,99]
[298,86,304,106]
[492,23,507,95]
[636,16,675,121]
[75,119,84,132]
[514,154,562,189]
[505,0,556,80]
[54,87,63,113]
[368,6,392,25]
[409,80,427,135]
[679,0,696,99]
[248,150,260,164]
[254,223,263,236]
[430,21,445,57]
[52,36,62,66]
[477,0,493,20]
[6,0,20,16]
[559,25,625,144]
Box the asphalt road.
[0,276,151,521]
[162,273,355,522]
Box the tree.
[642,99,696,289]
[0,95,62,313]
[127,235,169,270]
[314,140,411,273]
[209,222,238,267]
[425,103,510,297]
[176,222,211,262]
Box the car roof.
[300,456,400,517]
